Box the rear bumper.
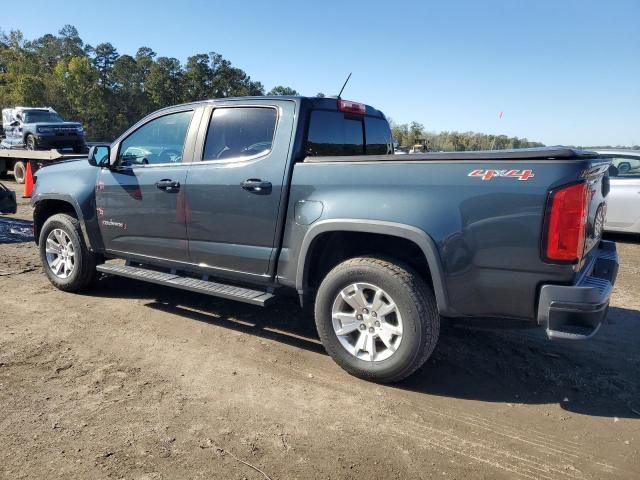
[537,240,619,340]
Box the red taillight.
[337,99,366,115]
[545,182,589,262]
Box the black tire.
[314,257,440,383]
[618,162,631,175]
[73,143,87,154]
[39,213,97,292]
[13,161,26,184]
[25,134,36,151]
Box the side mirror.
[88,145,110,167]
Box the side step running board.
[96,263,275,307]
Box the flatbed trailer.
[0,149,86,184]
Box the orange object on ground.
[22,161,34,198]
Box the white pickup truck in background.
[598,149,640,235]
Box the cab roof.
[159,96,387,119]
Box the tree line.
[1,25,550,150]
[0,25,300,141]
[390,120,545,151]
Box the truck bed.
[286,148,610,321]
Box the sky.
[2,0,639,146]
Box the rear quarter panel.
[279,159,604,320]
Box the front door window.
[117,111,194,167]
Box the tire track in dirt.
[263,358,629,480]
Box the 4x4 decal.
[468,169,535,181]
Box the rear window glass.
[306,110,392,156]
[365,117,393,155]
[306,111,363,156]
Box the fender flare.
[295,219,452,315]
[32,193,94,250]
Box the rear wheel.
[618,162,631,175]
[13,161,26,184]
[39,213,97,292]
[314,257,439,383]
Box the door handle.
[156,179,180,192]
[241,179,272,194]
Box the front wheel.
[314,257,440,383]
[39,213,97,292]
[25,134,36,151]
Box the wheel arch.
[33,195,93,250]
[296,219,451,315]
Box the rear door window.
[365,117,393,154]
[203,107,277,161]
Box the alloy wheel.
[331,282,403,362]
[45,228,76,279]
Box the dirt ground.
[1,177,639,480]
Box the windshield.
[23,111,64,123]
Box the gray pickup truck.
[31,96,619,382]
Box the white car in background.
[598,150,640,234]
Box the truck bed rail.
[304,147,600,163]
